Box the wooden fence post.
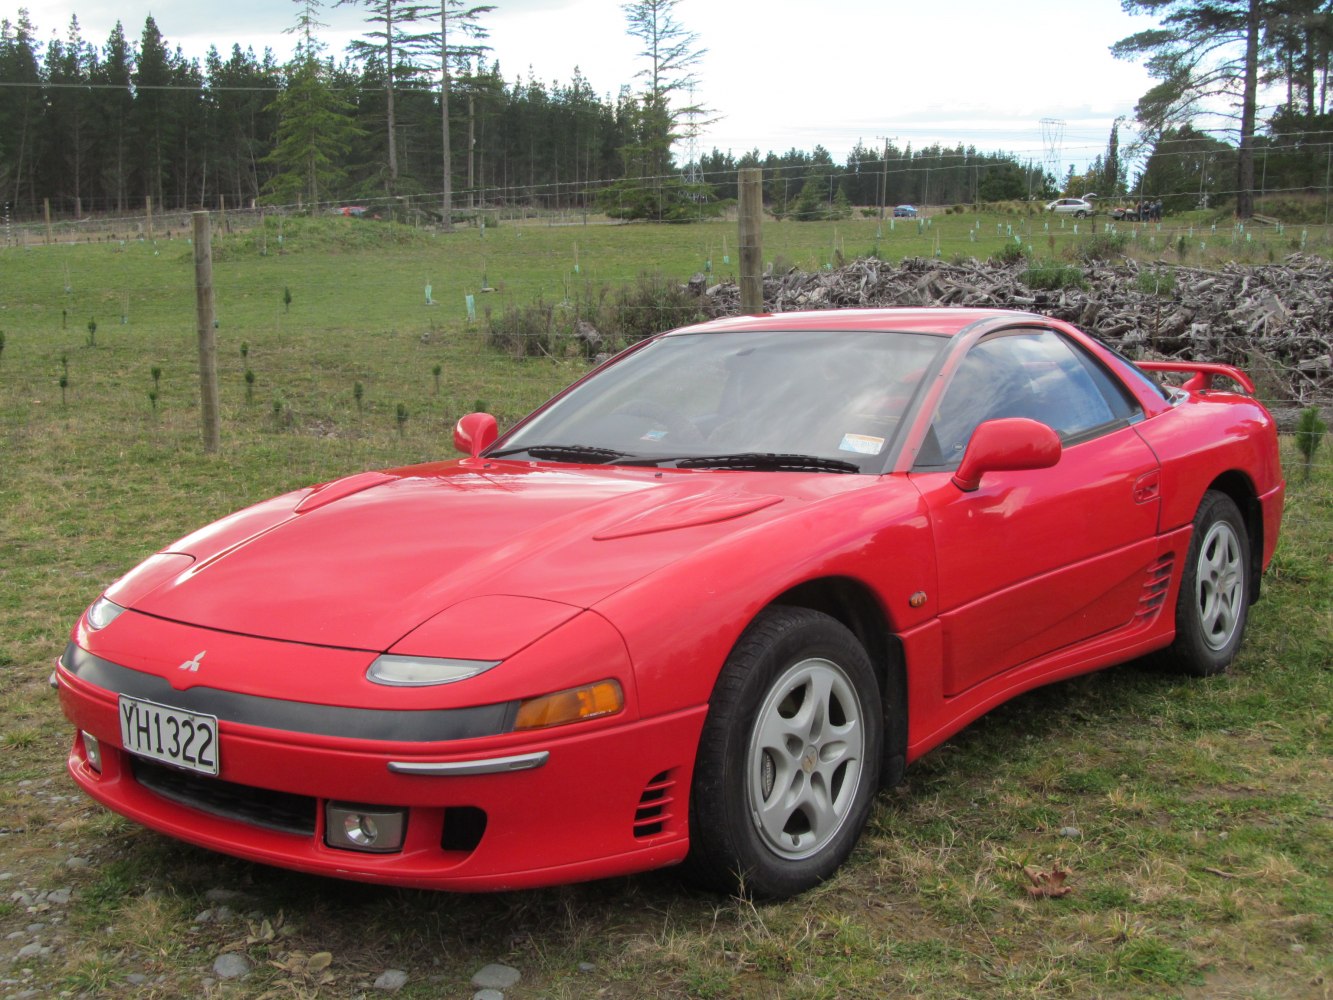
[739,168,764,315]
[193,211,220,453]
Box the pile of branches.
[697,254,1333,410]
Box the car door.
[909,328,1162,696]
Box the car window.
[496,329,949,473]
[916,329,1139,468]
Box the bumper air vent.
[441,806,488,853]
[633,769,677,839]
[131,758,317,836]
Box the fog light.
[81,731,103,773]
[325,803,406,853]
[344,813,378,846]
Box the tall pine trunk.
[1235,0,1259,220]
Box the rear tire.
[683,606,882,899]
[1158,491,1251,676]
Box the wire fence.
[1,191,1329,505]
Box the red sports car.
[56,308,1284,899]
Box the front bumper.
[57,646,703,890]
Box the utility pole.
[739,168,764,315]
[192,212,220,453]
[876,136,893,221]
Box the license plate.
[118,695,219,776]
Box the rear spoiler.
[1134,360,1255,395]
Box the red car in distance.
[56,308,1284,899]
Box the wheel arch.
[1203,470,1264,602]
[769,577,908,788]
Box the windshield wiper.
[486,444,630,464]
[634,452,862,474]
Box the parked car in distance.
[893,205,918,218]
[55,308,1285,900]
[1045,197,1096,217]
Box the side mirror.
[454,412,498,457]
[952,418,1061,492]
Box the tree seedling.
[148,388,159,413]
[354,381,364,414]
[283,286,292,313]
[0,331,5,360]
[86,317,97,347]
[1295,406,1327,483]
[433,363,442,395]
[59,373,69,405]
[241,341,249,361]
[151,365,162,390]
[245,369,256,402]
[395,403,408,437]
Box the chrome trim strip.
[388,751,550,776]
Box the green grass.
[1,213,1330,998]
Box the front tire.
[684,607,883,899]
[1159,491,1251,676]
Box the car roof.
[665,307,1045,338]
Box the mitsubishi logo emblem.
[178,651,207,672]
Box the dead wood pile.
[699,254,1333,410]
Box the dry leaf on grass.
[1023,864,1073,898]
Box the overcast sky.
[16,0,1164,174]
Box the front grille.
[130,757,317,836]
[633,770,677,838]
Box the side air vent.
[633,770,677,839]
[1136,555,1174,621]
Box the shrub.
[486,298,557,357]
[1075,231,1130,263]
[991,242,1026,265]
[1023,261,1086,291]
[607,273,706,345]
[487,273,707,358]
[1135,268,1176,296]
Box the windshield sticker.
[640,429,668,441]
[839,433,885,455]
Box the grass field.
[1,212,1330,999]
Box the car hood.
[121,461,855,651]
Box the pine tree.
[92,22,135,213]
[1113,0,1281,218]
[44,17,95,215]
[426,1,494,227]
[342,0,435,195]
[264,1,363,207]
[0,11,44,212]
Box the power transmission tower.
[1040,118,1065,193]
[682,84,703,186]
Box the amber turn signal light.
[513,680,624,731]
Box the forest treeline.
[1,6,1331,222]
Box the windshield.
[493,328,947,473]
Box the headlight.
[86,597,127,631]
[366,654,500,687]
